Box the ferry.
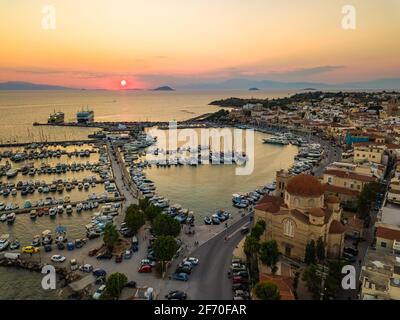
[77,108,94,124]
[48,111,65,124]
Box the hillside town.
[207,90,400,300]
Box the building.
[254,174,345,261]
[353,143,386,164]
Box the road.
[159,212,252,300]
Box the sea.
[0,89,298,299]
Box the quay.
[0,139,99,148]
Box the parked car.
[343,252,357,263]
[176,265,192,275]
[97,251,113,260]
[344,247,359,256]
[234,290,250,299]
[95,276,106,285]
[138,265,152,273]
[124,250,132,259]
[51,255,66,263]
[21,246,39,254]
[125,281,137,288]
[115,254,123,263]
[240,226,250,234]
[170,272,189,282]
[88,248,99,257]
[183,257,199,266]
[92,285,106,300]
[165,290,187,300]
[80,264,93,273]
[93,268,107,277]
[141,259,156,267]
[44,244,52,252]
[232,276,247,284]
[232,283,249,291]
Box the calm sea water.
[0,89,296,299]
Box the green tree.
[251,220,266,240]
[103,223,119,250]
[244,235,260,256]
[124,205,145,234]
[357,182,384,219]
[293,271,300,300]
[153,235,179,273]
[254,281,281,300]
[138,198,150,212]
[302,265,321,300]
[316,237,325,262]
[144,204,162,222]
[324,260,346,300]
[152,214,180,237]
[304,240,316,265]
[259,240,279,274]
[105,272,128,300]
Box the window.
[381,242,387,248]
[327,176,333,184]
[283,219,295,237]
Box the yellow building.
[254,174,345,262]
[353,143,386,164]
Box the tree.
[293,271,300,300]
[138,198,150,212]
[251,220,266,240]
[124,204,145,234]
[105,272,128,299]
[304,240,316,265]
[316,237,325,262]
[152,214,180,237]
[254,281,281,300]
[103,223,119,250]
[153,235,178,273]
[259,240,279,274]
[302,265,321,300]
[357,182,384,219]
[144,204,162,222]
[244,235,260,256]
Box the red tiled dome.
[309,208,325,217]
[286,174,324,197]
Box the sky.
[0,0,399,89]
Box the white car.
[93,285,106,300]
[51,255,66,263]
[184,257,199,266]
[80,264,93,273]
[141,259,156,267]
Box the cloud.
[278,65,345,77]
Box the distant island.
[303,88,316,91]
[249,87,260,91]
[152,86,175,91]
[0,81,74,90]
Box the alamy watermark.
[146,122,255,175]
[341,5,356,30]
[41,5,56,30]
[41,265,56,290]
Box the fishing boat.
[6,169,18,178]
[30,210,38,220]
[31,235,41,247]
[42,230,53,245]
[0,234,10,251]
[6,212,16,224]
[0,214,7,222]
[76,203,83,212]
[48,111,65,124]
[66,205,73,214]
[49,207,57,217]
[204,216,212,225]
[262,136,289,145]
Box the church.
[254,172,345,261]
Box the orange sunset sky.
[0,0,399,89]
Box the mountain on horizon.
[0,81,74,90]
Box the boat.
[48,111,65,124]
[204,216,212,225]
[42,230,53,245]
[30,210,37,220]
[24,200,32,209]
[6,212,16,224]
[0,234,10,251]
[10,239,20,250]
[6,169,18,178]
[263,136,289,145]
[49,207,57,217]
[31,235,41,247]
[266,181,276,191]
[0,214,7,222]
[77,108,94,124]
[76,203,83,213]
[66,205,73,214]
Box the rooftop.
[286,174,324,197]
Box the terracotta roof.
[258,274,295,300]
[309,208,325,217]
[323,183,360,197]
[324,169,376,182]
[376,226,400,241]
[290,209,309,224]
[325,195,340,203]
[286,174,324,197]
[255,195,283,213]
[329,220,345,234]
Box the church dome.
[325,195,340,203]
[286,174,324,197]
[309,208,325,217]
